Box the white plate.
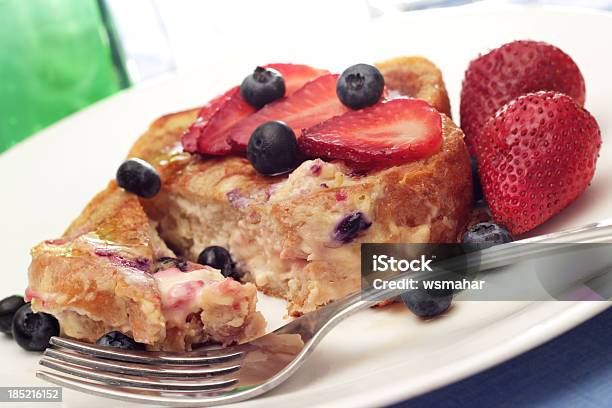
[0,4,610,408]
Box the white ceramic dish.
[0,4,610,408]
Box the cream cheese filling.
[153,266,222,327]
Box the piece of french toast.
[130,57,471,315]
[28,182,265,351]
[376,56,451,117]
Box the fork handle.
[322,218,612,324]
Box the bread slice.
[130,57,471,315]
[377,56,451,117]
[28,182,265,351]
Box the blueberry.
[247,121,300,176]
[471,156,484,202]
[96,331,145,351]
[336,64,384,110]
[462,222,513,253]
[12,303,59,351]
[116,158,161,199]
[332,211,372,243]
[197,246,236,279]
[0,295,25,335]
[401,288,452,319]
[155,257,189,272]
[240,66,286,109]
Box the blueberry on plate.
[197,246,236,279]
[0,295,25,335]
[247,121,300,176]
[96,331,145,351]
[462,222,513,253]
[240,66,286,109]
[470,156,484,203]
[401,288,452,319]
[116,158,161,199]
[336,63,385,110]
[12,303,59,351]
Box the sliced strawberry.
[266,63,329,94]
[181,86,240,153]
[228,74,349,153]
[195,87,253,155]
[299,98,442,168]
[182,64,328,156]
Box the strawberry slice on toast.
[181,87,237,153]
[299,98,442,168]
[183,64,328,156]
[228,73,350,153]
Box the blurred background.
[1,0,611,153]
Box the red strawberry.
[228,73,349,153]
[182,64,328,155]
[460,40,585,153]
[299,98,442,168]
[475,91,601,235]
[191,87,253,155]
[267,63,329,94]
[181,86,239,153]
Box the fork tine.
[39,358,238,392]
[44,348,241,378]
[49,337,244,365]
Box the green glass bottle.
[0,0,129,153]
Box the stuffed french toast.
[26,56,473,350]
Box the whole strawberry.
[475,91,600,235]
[461,40,585,152]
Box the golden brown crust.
[376,56,452,117]
[64,181,155,257]
[128,109,199,167]
[371,116,472,240]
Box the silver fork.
[37,219,612,406]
